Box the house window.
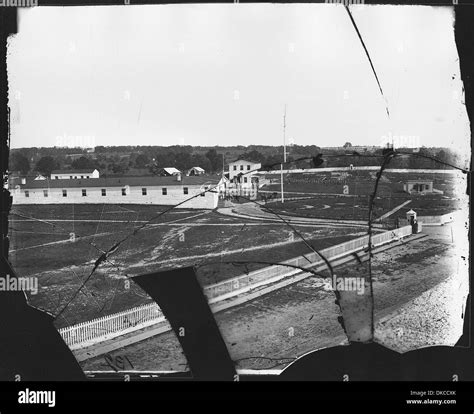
[101,189,106,196]
[240,165,244,170]
[55,176,58,179]
[142,188,147,196]
[244,177,248,183]
[86,176,89,179]
[82,189,87,197]
[70,176,73,179]
[247,165,251,170]
[62,190,67,197]
[25,190,29,197]
[162,188,167,195]
[43,190,48,197]
[122,188,126,196]
[74,176,78,179]
[233,166,237,171]
[81,176,84,179]
[183,187,188,195]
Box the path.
[217,202,386,230]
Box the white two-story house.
[228,159,261,186]
[224,159,261,199]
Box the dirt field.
[80,224,467,373]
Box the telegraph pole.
[280,105,287,203]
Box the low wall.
[399,212,455,226]
[419,213,455,225]
[261,167,459,175]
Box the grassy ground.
[266,194,460,221]
[262,170,464,199]
[8,205,365,327]
[9,204,198,249]
[262,170,463,220]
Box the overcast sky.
[7,4,470,150]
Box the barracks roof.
[20,175,220,189]
[51,169,98,175]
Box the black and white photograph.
[0,0,472,407]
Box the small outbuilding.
[156,167,181,176]
[187,166,205,176]
[403,180,433,194]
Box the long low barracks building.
[11,174,221,209]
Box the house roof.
[161,167,181,174]
[21,175,219,189]
[189,166,205,171]
[51,169,98,175]
[405,180,433,184]
[229,159,262,165]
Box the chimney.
[176,172,182,182]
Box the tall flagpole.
[222,153,225,179]
[280,105,287,203]
[222,153,225,197]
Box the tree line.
[8,148,226,176]
[9,146,463,177]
